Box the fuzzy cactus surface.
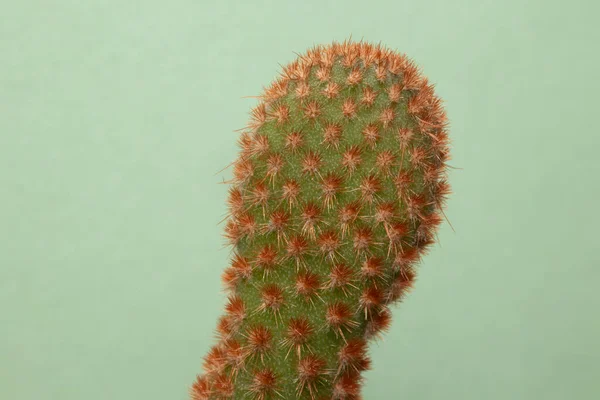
[190,40,452,400]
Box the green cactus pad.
[191,39,451,400]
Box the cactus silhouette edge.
[191,39,452,400]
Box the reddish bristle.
[360,257,386,280]
[388,53,407,75]
[303,47,321,65]
[295,81,310,98]
[316,65,331,82]
[323,123,343,148]
[326,301,358,334]
[346,68,363,85]
[409,146,429,169]
[353,226,373,255]
[248,103,267,132]
[320,46,335,67]
[281,179,301,209]
[397,127,414,149]
[324,263,355,294]
[393,170,413,197]
[224,219,241,246]
[304,100,321,120]
[332,372,362,399]
[337,338,371,375]
[405,194,426,221]
[250,134,270,158]
[387,83,403,102]
[373,202,396,226]
[338,45,356,67]
[282,317,314,358]
[365,307,392,340]
[339,201,361,236]
[375,150,396,176]
[407,87,431,115]
[190,375,211,400]
[232,158,254,184]
[402,63,423,90]
[359,175,381,204]
[221,267,239,292]
[297,355,327,399]
[264,78,288,102]
[223,339,245,374]
[392,247,419,271]
[224,295,246,325]
[361,86,377,106]
[231,254,252,280]
[264,209,289,237]
[386,222,409,251]
[286,235,310,267]
[295,271,321,299]
[431,179,452,204]
[248,182,269,208]
[266,153,284,182]
[341,145,362,174]
[321,173,343,209]
[324,81,340,98]
[216,315,236,339]
[317,230,341,260]
[422,163,441,184]
[302,151,322,175]
[259,283,285,313]
[237,213,258,238]
[340,43,359,67]
[254,244,278,275]
[249,369,278,400]
[415,234,435,252]
[213,373,235,399]
[359,285,384,319]
[359,44,378,66]
[245,325,272,362]
[285,131,304,153]
[269,103,290,124]
[203,345,227,376]
[237,131,254,157]
[286,60,311,81]
[430,133,450,162]
[361,124,379,148]
[226,187,244,217]
[300,202,322,239]
[342,98,358,119]
[375,64,387,81]
[285,317,314,346]
[379,107,395,128]
[387,268,415,303]
[417,212,443,238]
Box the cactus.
[190,39,451,400]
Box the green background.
[1,1,599,399]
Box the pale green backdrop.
[1,1,599,399]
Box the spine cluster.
[191,39,451,400]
